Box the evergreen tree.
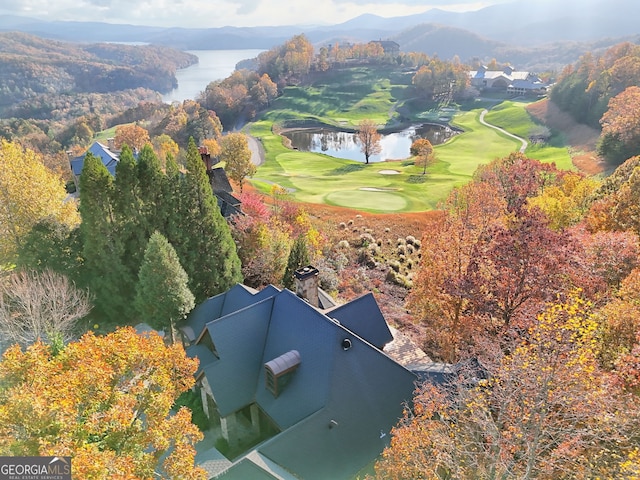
[136,144,165,236]
[283,235,310,290]
[112,145,145,307]
[16,218,83,281]
[78,153,129,324]
[135,232,194,343]
[159,153,182,247]
[174,137,242,300]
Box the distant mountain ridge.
[1,0,638,69]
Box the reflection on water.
[282,124,457,163]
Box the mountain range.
[1,0,638,70]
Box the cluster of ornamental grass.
[333,216,422,290]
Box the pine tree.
[283,235,310,290]
[174,137,242,300]
[112,145,145,306]
[78,153,129,324]
[135,232,194,343]
[136,144,165,237]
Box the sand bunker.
[379,169,400,175]
[360,187,398,192]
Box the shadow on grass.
[324,163,367,176]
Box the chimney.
[107,137,115,151]
[294,265,319,308]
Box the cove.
[281,123,458,163]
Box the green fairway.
[249,67,577,213]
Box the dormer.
[264,350,301,397]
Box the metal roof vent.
[265,350,301,397]
[342,338,352,351]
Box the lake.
[162,49,265,103]
[282,124,458,163]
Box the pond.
[281,123,458,163]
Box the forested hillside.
[0,32,196,115]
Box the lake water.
[282,124,458,163]
[162,49,265,103]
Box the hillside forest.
[2,31,640,477]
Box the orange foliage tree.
[0,327,206,479]
[376,293,640,479]
[114,124,151,151]
[407,181,506,362]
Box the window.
[197,329,219,359]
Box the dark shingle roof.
[188,284,419,480]
[70,141,119,176]
[327,292,393,349]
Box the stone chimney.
[107,137,115,151]
[294,265,319,308]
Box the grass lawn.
[249,67,577,213]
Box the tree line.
[373,151,640,477]
[551,42,640,164]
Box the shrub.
[337,240,350,249]
[406,235,416,245]
[413,239,422,249]
[338,222,347,230]
[359,233,376,247]
[397,244,407,255]
[406,244,415,255]
[389,261,401,272]
[397,238,405,246]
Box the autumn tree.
[474,152,557,212]
[407,181,507,362]
[356,119,382,164]
[410,138,434,175]
[114,123,150,151]
[465,209,578,333]
[377,294,640,479]
[599,86,640,163]
[0,139,79,265]
[0,327,206,479]
[527,172,599,230]
[151,133,179,165]
[0,269,92,350]
[219,132,255,191]
[250,73,278,108]
[135,232,194,343]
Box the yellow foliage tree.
[0,326,206,479]
[0,139,79,265]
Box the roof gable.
[327,292,393,348]
[198,297,274,416]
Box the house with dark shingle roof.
[182,267,437,479]
[69,139,120,190]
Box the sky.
[0,0,512,29]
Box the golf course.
[248,65,575,213]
